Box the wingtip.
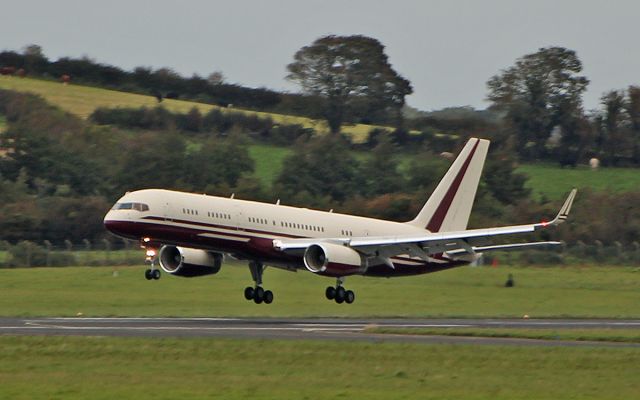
[555,188,577,223]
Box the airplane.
[103,137,576,305]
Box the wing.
[273,189,576,260]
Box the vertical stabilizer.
[408,138,490,232]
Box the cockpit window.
[112,202,149,211]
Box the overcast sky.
[1,0,638,111]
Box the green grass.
[367,327,640,343]
[1,264,640,318]
[0,114,6,132]
[0,336,639,400]
[518,163,640,200]
[0,75,389,141]
[248,144,293,186]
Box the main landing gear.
[325,277,355,304]
[244,261,273,304]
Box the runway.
[1,317,640,347]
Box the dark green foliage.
[487,47,589,161]
[90,106,276,138]
[264,124,312,145]
[90,106,174,130]
[0,90,258,243]
[287,35,412,134]
[183,137,255,189]
[276,135,365,203]
[482,157,531,205]
[361,137,405,196]
[114,133,187,193]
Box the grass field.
[367,327,640,343]
[0,75,387,141]
[0,336,639,400]
[0,114,6,132]
[1,264,639,318]
[248,144,293,186]
[518,163,640,199]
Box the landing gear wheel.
[144,269,153,280]
[152,269,161,280]
[263,290,274,304]
[345,290,355,304]
[254,286,265,304]
[335,286,346,304]
[244,286,255,300]
[325,286,336,300]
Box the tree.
[361,136,405,196]
[207,71,226,85]
[287,35,412,134]
[21,44,48,74]
[183,137,254,190]
[275,135,364,203]
[487,47,589,160]
[625,86,640,164]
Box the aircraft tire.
[325,286,336,300]
[345,290,355,304]
[254,287,265,304]
[144,269,153,280]
[152,269,161,280]
[263,290,274,304]
[244,286,255,300]
[335,287,346,304]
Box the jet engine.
[303,243,364,277]
[158,245,223,277]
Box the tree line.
[5,41,639,168]
[2,88,639,251]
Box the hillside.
[2,75,640,200]
[0,76,389,142]
[517,164,640,200]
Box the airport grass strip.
[1,335,639,400]
[365,327,640,343]
[1,265,640,318]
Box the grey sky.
[1,0,638,111]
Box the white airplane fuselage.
[103,189,467,278]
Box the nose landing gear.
[142,241,160,280]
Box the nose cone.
[103,211,132,238]
[103,211,118,234]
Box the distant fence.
[1,239,640,268]
[483,241,640,267]
[0,239,142,268]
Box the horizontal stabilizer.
[446,241,563,256]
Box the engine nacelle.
[158,245,222,277]
[303,243,364,277]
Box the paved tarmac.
[1,317,640,347]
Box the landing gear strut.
[144,247,160,280]
[244,261,273,304]
[325,277,355,304]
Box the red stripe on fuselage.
[105,218,467,277]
